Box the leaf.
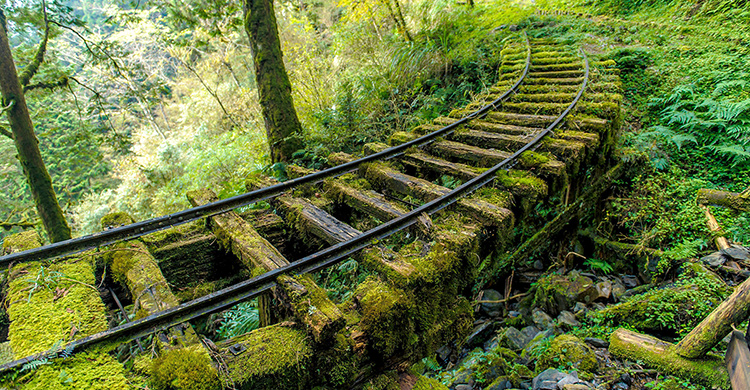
[53,287,69,302]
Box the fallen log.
[702,205,730,251]
[697,188,750,212]
[676,272,750,359]
[609,328,729,388]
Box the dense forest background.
[2,0,750,255]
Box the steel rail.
[0,44,589,374]
[0,34,531,267]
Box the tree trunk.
[0,16,71,242]
[243,0,304,163]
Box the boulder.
[536,335,598,373]
[557,310,581,329]
[580,280,612,303]
[524,271,594,316]
[480,289,504,316]
[532,309,554,330]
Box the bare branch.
[18,0,50,87]
[0,221,35,231]
[0,99,14,116]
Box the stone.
[466,321,495,347]
[523,329,554,359]
[621,275,639,288]
[532,309,555,330]
[536,335,598,372]
[500,327,530,351]
[722,246,749,261]
[485,378,513,390]
[484,336,500,351]
[557,310,581,329]
[480,289,504,316]
[619,373,632,386]
[562,385,593,390]
[611,382,628,390]
[579,280,611,303]
[521,325,540,340]
[556,372,579,387]
[534,260,545,270]
[452,368,472,385]
[437,345,452,365]
[455,385,472,390]
[701,252,727,268]
[591,302,606,311]
[573,302,587,314]
[611,279,626,301]
[584,337,609,349]
[509,24,519,31]
[526,271,594,316]
[532,368,565,390]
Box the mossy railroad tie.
[1,230,129,390]
[187,189,344,342]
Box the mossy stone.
[536,335,598,373]
[100,212,134,229]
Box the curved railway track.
[0,32,622,388]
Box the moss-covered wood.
[1,231,129,389]
[697,188,750,211]
[676,271,750,358]
[325,180,407,222]
[609,328,729,388]
[243,0,303,162]
[275,195,361,247]
[277,274,345,344]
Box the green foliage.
[216,301,260,340]
[644,375,707,390]
[583,258,614,274]
[318,258,369,302]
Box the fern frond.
[20,358,50,372]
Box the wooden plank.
[325,180,407,222]
[275,195,361,246]
[726,330,750,390]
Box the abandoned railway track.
[0,32,623,389]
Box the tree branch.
[18,0,50,87]
[0,221,35,231]
[0,125,12,140]
[23,76,69,93]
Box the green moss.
[413,374,449,390]
[219,324,313,389]
[7,258,108,357]
[609,329,729,388]
[536,335,598,373]
[523,271,594,316]
[100,212,134,229]
[0,342,12,365]
[313,329,361,386]
[151,347,221,390]
[362,372,400,390]
[355,277,414,358]
[597,265,730,336]
[20,350,128,390]
[2,230,42,253]
[388,131,417,146]
[279,274,344,344]
[518,151,551,167]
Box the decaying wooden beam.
[725,330,750,390]
[701,205,731,251]
[697,188,750,212]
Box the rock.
[455,385,472,390]
[722,245,749,261]
[621,275,639,288]
[556,372,579,387]
[485,378,513,390]
[500,327,530,351]
[579,280,612,303]
[611,382,628,390]
[452,368,472,385]
[562,385,593,390]
[584,337,609,349]
[437,345,452,365]
[573,302,587,314]
[523,329,554,359]
[532,368,566,390]
[536,335,598,372]
[521,325,540,340]
[525,271,594,316]
[591,302,606,311]
[534,260,545,270]
[619,373,632,386]
[701,252,726,268]
[611,279,626,301]
[532,309,554,330]
[466,321,495,347]
[484,336,500,351]
[557,310,581,329]
[480,289,504,316]
[509,24,519,31]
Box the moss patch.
[19,350,129,390]
[219,324,313,389]
[151,347,221,390]
[536,335,598,373]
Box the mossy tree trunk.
[0,10,71,242]
[243,0,304,163]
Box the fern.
[217,301,260,339]
[20,358,50,372]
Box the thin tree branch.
[0,125,12,140]
[18,0,50,87]
[0,99,14,116]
